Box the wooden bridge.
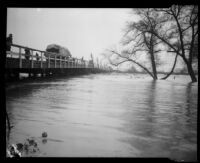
[5,44,106,80]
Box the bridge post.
[8,51,11,58]
[65,57,66,68]
[14,72,20,80]
[48,55,50,68]
[40,52,43,68]
[74,60,76,68]
[60,56,61,68]
[31,50,34,68]
[19,47,22,68]
[54,55,56,68]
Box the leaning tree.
[147,5,198,82]
[106,9,164,80]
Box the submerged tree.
[147,5,198,82]
[107,9,164,80]
[106,6,198,82]
[161,53,179,79]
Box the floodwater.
[6,73,197,160]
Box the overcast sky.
[7,8,184,71]
[7,8,134,60]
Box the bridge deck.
[5,44,106,80]
[6,57,87,69]
[6,44,96,69]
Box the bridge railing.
[6,44,95,69]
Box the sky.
[7,8,134,61]
[7,8,184,71]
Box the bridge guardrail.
[6,44,96,69]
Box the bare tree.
[126,8,183,80]
[107,48,156,79]
[147,6,198,82]
[106,9,164,80]
[104,6,198,82]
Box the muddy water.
[6,73,197,160]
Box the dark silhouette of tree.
[193,36,198,59]
[6,110,11,130]
[107,49,156,79]
[106,6,198,82]
[146,6,198,82]
[161,53,178,79]
[106,9,164,80]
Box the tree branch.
[161,53,178,80]
[108,50,155,78]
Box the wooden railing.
[6,44,95,69]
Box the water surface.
[6,73,197,160]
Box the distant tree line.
[105,5,198,82]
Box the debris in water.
[16,143,23,152]
[7,144,21,157]
[27,138,37,147]
[7,132,47,157]
[42,139,47,144]
[42,132,48,138]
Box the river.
[6,73,197,160]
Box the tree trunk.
[128,59,155,80]
[186,62,197,82]
[161,54,178,80]
[149,34,157,80]
[150,51,157,80]
[6,110,11,130]
[181,56,197,82]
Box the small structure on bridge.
[45,44,72,58]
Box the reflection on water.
[6,73,197,160]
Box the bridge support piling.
[14,72,20,80]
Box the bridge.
[5,44,107,80]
